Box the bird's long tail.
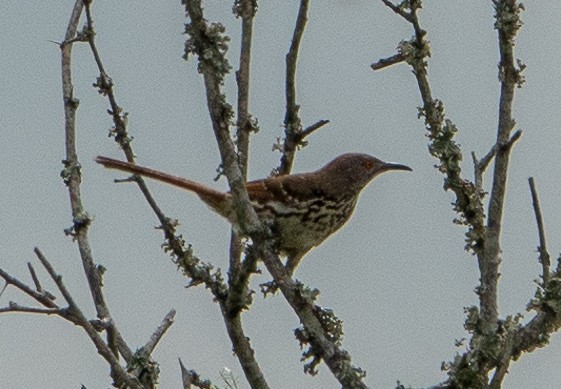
[95,156,228,206]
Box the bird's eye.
[363,160,374,170]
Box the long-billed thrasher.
[95,154,411,274]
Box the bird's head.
[320,153,412,195]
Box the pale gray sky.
[2,1,561,388]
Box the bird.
[95,154,411,274]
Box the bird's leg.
[259,254,303,296]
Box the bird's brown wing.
[245,173,327,205]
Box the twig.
[179,358,213,389]
[371,53,405,70]
[0,266,58,308]
[60,2,145,384]
[179,358,193,389]
[529,177,550,285]
[379,2,487,255]
[83,1,134,161]
[0,303,63,315]
[279,0,310,176]
[380,0,414,22]
[379,1,523,386]
[85,0,224,298]
[143,309,176,356]
[33,247,141,388]
[277,119,330,176]
[0,281,7,299]
[473,129,522,190]
[183,0,260,235]
[27,262,42,292]
[61,0,113,332]
[27,262,57,301]
[234,0,257,177]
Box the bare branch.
[259,251,368,388]
[221,312,268,388]
[371,53,405,70]
[184,2,367,386]
[27,262,42,292]
[61,0,114,332]
[301,119,330,141]
[529,177,550,285]
[84,0,225,299]
[0,266,58,308]
[0,281,7,299]
[377,3,487,256]
[234,0,258,177]
[278,0,311,176]
[482,0,525,332]
[33,247,142,388]
[143,309,176,356]
[179,358,193,389]
[473,129,522,190]
[228,0,259,325]
[179,358,213,389]
[380,0,414,22]
[0,303,63,316]
[59,3,147,385]
[277,119,330,176]
[83,1,134,160]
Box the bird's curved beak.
[382,162,413,172]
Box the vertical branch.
[275,0,329,176]
[481,0,524,330]
[234,0,257,177]
[222,314,269,389]
[278,0,309,175]
[62,0,140,368]
[60,0,111,334]
[229,0,258,303]
[184,3,270,389]
[226,13,269,386]
[529,177,550,285]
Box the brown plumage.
[95,154,411,274]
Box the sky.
[2,1,561,388]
